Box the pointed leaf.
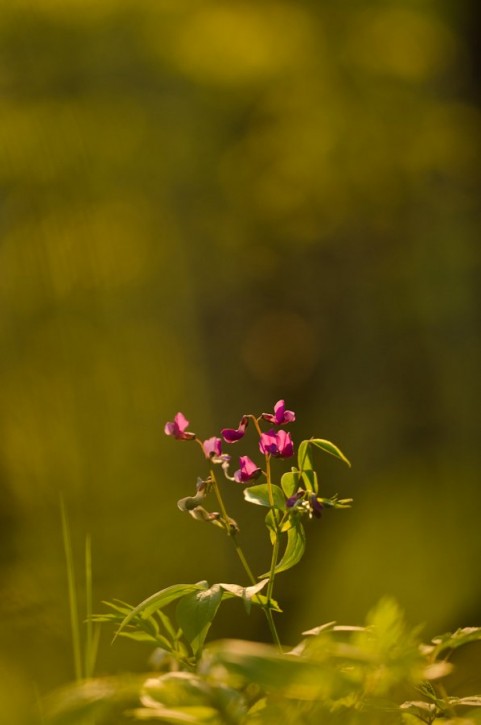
[244,484,286,510]
[450,696,481,707]
[176,584,223,656]
[259,523,306,577]
[310,439,351,467]
[220,579,269,614]
[244,579,270,600]
[115,583,207,640]
[219,581,281,612]
[431,627,481,657]
[297,440,314,472]
[251,594,282,612]
[275,523,306,575]
[301,468,318,494]
[219,579,268,601]
[132,705,219,722]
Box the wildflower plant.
[152,400,351,653]
[45,401,481,725]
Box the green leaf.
[176,584,223,656]
[244,484,286,510]
[115,583,208,640]
[206,639,334,700]
[431,627,481,656]
[265,510,277,544]
[297,440,314,472]
[259,523,306,577]
[301,468,318,494]
[449,696,481,707]
[251,594,282,612]
[218,581,281,613]
[281,470,301,498]
[131,705,219,722]
[244,579,270,601]
[309,438,351,467]
[220,579,269,614]
[157,609,178,640]
[275,523,306,575]
[117,630,172,648]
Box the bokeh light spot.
[241,312,320,388]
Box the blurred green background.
[1,0,480,720]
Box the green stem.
[234,531,281,650]
[253,420,282,651]
[210,465,282,649]
[210,468,232,531]
[265,607,282,651]
[435,681,457,720]
[232,535,257,585]
[265,456,274,508]
[267,531,280,605]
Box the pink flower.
[164,412,196,440]
[203,437,222,459]
[259,429,294,458]
[233,456,262,483]
[221,415,249,443]
[261,400,296,425]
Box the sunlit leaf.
[176,584,223,656]
[259,523,306,577]
[297,440,314,472]
[431,627,481,656]
[400,700,437,716]
[139,672,247,722]
[423,661,453,680]
[220,579,269,614]
[243,483,286,510]
[157,609,178,640]
[281,470,301,498]
[117,630,171,648]
[206,639,337,700]
[115,583,208,640]
[309,439,351,467]
[131,705,219,722]
[301,468,318,494]
[220,579,267,600]
[43,675,147,724]
[275,523,306,575]
[450,696,481,707]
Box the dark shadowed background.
[0,0,480,721]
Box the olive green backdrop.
[0,1,480,721]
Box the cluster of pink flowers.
[164,400,295,484]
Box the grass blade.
[60,496,83,681]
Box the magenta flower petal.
[259,429,294,458]
[261,400,296,425]
[222,428,245,442]
[309,495,324,519]
[274,399,296,424]
[221,415,249,443]
[164,412,196,440]
[286,490,304,508]
[203,436,222,459]
[276,429,294,458]
[234,455,261,483]
[259,430,279,456]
